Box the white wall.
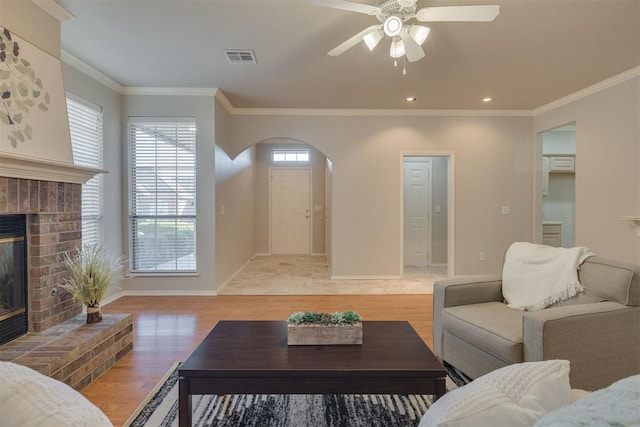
[229,114,534,276]
[215,97,256,288]
[534,75,640,263]
[215,144,256,287]
[122,94,217,293]
[62,64,124,299]
[325,158,333,271]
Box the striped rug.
[125,362,454,427]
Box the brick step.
[0,313,132,390]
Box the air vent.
[223,50,257,64]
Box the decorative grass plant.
[61,244,124,323]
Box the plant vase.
[86,304,102,324]
[287,322,363,345]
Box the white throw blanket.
[502,242,594,311]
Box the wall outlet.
[501,206,510,214]
[480,252,486,261]
[435,205,441,213]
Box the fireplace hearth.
[0,214,28,346]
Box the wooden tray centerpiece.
[286,311,363,345]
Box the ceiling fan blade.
[402,32,425,63]
[310,0,380,15]
[416,5,500,22]
[328,25,381,56]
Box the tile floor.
[218,255,449,295]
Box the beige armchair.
[433,256,640,391]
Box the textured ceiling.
[58,0,640,110]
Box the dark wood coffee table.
[178,320,446,426]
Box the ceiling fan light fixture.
[390,37,405,58]
[383,15,403,37]
[363,29,383,51]
[409,25,430,45]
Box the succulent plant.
[330,312,345,324]
[287,311,306,325]
[342,311,362,324]
[287,311,362,325]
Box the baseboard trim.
[102,289,217,303]
[215,257,254,294]
[101,291,125,306]
[122,290,218,296]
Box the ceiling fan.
[311,0,500,63]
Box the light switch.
[314,205,322,211]
[501,206,510,215]
[220,205,225,216]
[435,205,441,213]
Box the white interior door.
[404,158,432,267]
[271,168,311,254]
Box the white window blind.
[67,94,103,247]
[129,118,196,273]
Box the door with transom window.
[270,168,311,254]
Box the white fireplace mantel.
[0,153,105,184]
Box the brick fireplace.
[0,174,133,390]
[0,177,83,334]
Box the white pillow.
[0,361,113,427]
[419,360,571,427]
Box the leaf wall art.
[0,26,73,164]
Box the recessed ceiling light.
[406,97,417,102]
[482,97,493,103]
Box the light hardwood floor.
[82,294,435,426]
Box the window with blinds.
[67,94,103,247]
[129,118,197,273]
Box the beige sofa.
[433,256,640,391]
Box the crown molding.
[533,66,640,116]
[122,87,218,96]
[231,108,532,117]
[30,0,73,22]
[61,50,124,93]
[215,90,235,114]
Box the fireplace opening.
[0,214,28,346]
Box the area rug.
[125,362,457,427]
